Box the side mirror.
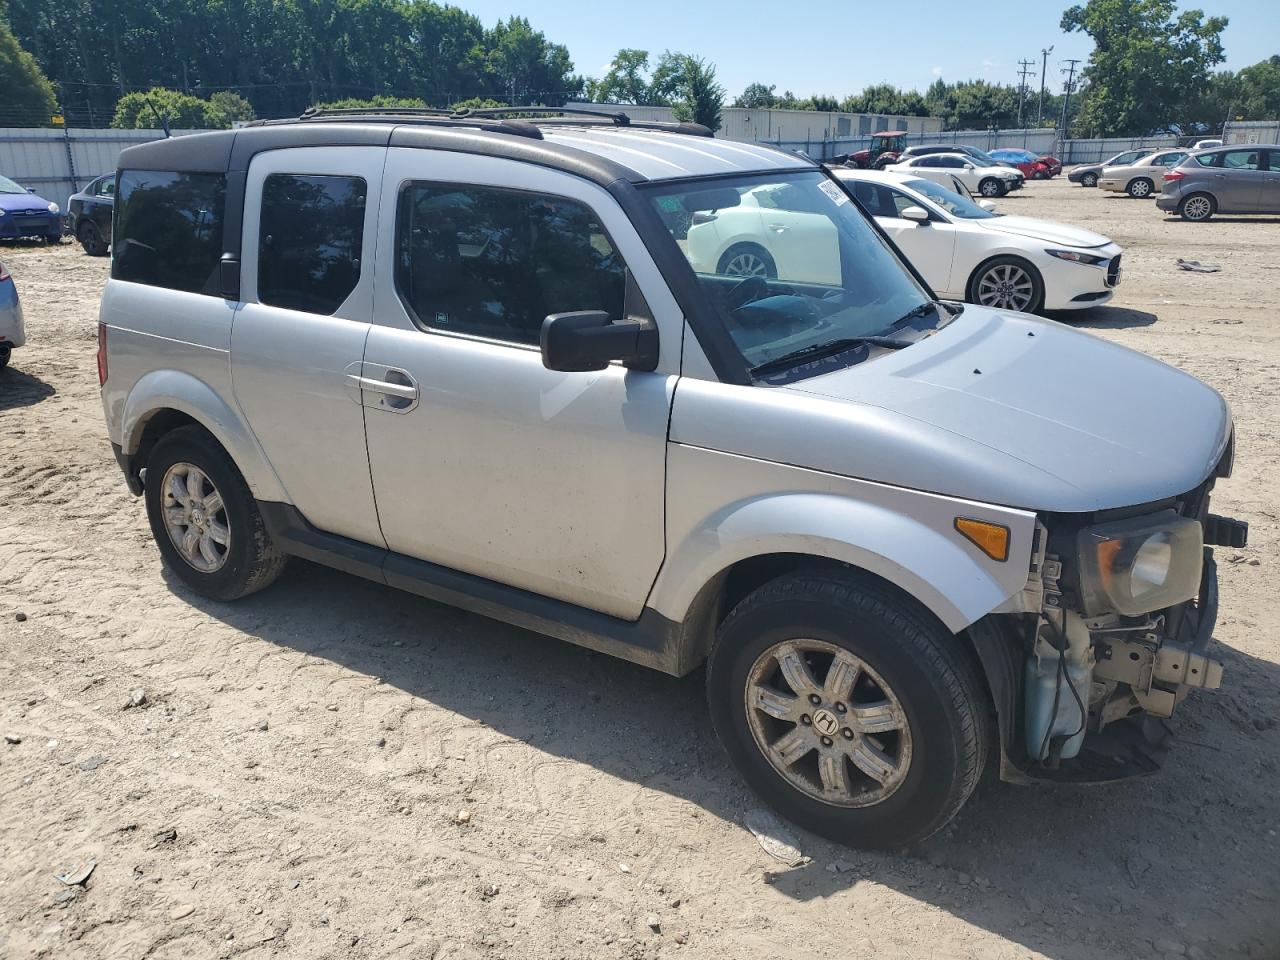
[27,187,36,194]
[978,199,997,212]
[541,311,658,373]
[963,163,975,171]
[900,206,930,223]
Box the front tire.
[978,178,1004,198]
[1179,193,1215,222]
[968,255,1044,314]
[1127,178,1153,198]
[1081,172,1098,188]
[707,572,989,849]
[78,221,109,257]
[144,425,288,601]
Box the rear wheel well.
[131,410,204,488]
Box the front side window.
[258,174,366,315]
[96,177,116,198]
[938,157,965,169]
[113,170,225,295]
[395,183,625,346]
[647,171,936,379]
[902,178,997,219]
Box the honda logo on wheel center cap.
[812,709,839,736]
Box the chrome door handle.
[351,375,417,399]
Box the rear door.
[230,146,387,546]
[1214,149,1266,212]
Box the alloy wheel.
[744,639,912,808]
[161,462,231,573]
[976,263,1036,311]
[723,251,770,277]
[1183,196,1213,221]
[1129,179,1152,198]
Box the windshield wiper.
[891,300,941,328]
[749,335,913,378]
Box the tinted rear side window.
[113,170,225,295]
[258,174,367,314]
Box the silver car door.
[362,148,679,620]
[230,146,387,547]
[1214,149,1266,212]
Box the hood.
[0,192,50,213]
[976,214,1112,249]
[770,308,1231,512]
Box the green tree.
[1061,0,1228,135]
[594,48,652,104]
[663,54,724,131]
[112,88,214,128]
[0,19,58,125]
[312,95,428,111]
[449,97,509,112]
[483,16,579,105]
[1236,55,1280,120]
[733,83,778,108]
[207,90,255,126]
[841,83,928,117]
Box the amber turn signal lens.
[954,518,1010,562]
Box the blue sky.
[463,0,1275,98]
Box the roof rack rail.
[453,106,714,138]
[243,105,714,140]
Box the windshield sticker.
[818,179,849,206]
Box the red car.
[989,149,1061,178]
[838,131,909,170]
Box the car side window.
[395,183,625,347]
[113,170,226,295]
[1221,150,1260,170]
[938,157,964,169]
[916,156,938,168]
[885,188,927,217]
[1195,153,1219,167]
[257,174,366,315]
[96,177,116,198]
[1155,153,1186,166]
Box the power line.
[1036,46,1054,127]
[1016,59,1036,128]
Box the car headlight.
[1076,511,1203,616]
[47,202,59,214]
[1046,249,1109,266]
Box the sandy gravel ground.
[1,177,1278,960]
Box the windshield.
[646,171,936,381]
[902,178,998,219]
[0,175,27,195]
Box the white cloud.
[981,58,1000,73]
[931,65,943,77]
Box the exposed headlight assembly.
[1046,249,1109,266]
[47,202,60,214]
[1077,510,1203,616]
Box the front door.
[230,146,387,546]
[848,180,958,295]
[361,149,679,620]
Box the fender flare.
[121,369,288,503]
[650,491,1036,636]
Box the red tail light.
[1163,169,1186,182]
[97,322,108,386]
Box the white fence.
[1224,120,1280,145]
[0,127,197,203]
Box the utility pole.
[1036,45,1054,126]
[1016,59,1036,128]
[1059,59,1081,135]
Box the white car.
[835,170,1121,311]
[883,153,1023,198]
[1193,139,1223,150]
[685,170,1121,313]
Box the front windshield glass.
[646,171,936,381]
[0,175,27,194]
[902,179,998,219]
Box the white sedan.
[882,153,1023,197]
[684,170,1121,314]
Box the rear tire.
[717,243,777,279]
[144,425,288,601]
[78,221,109,257]
[1127,178,1153,199]
[706,572,989,849]
[1081,172,1098,188]
[0,345,10,371]
[1179,193,1215,222]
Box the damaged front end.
[977,462,1248,785]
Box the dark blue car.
[0,174,63,242]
